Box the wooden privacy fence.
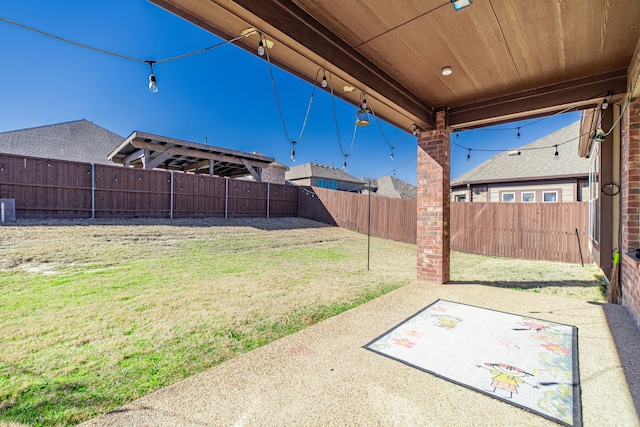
[0,154,298,218]
[0,153,592,264]
[450,202,593,264]
[297,186,417,244]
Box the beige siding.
[489,181,576,203]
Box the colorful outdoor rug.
[365,300,581,426]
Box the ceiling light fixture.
[144,60,158,93]
[441,67,453,76]
[451,0,473,11]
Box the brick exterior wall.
[417,111,450,283]
[621,98,640,328]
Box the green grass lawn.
[0,218,604,426]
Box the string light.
[467,149,471,162]
[411,123,418,136]
[554,145,559,159]
[257,33,265,56]
[321,73,327,88]
[390,150,394,160]
[145,60,158,93]
[516,127,521,139]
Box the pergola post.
[417,111,450,283]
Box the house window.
[317,179,337,189]
[521,192,535,202]
[455,194,466,202]
[589,141,600,243]
[543,191,558,202]
[502,192,515,202]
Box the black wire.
[0,16,255,64]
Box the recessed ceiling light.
[442,67,453,76]
[343,85,355,93]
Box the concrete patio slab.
[81,282,640,427]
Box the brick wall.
[621,98,640,328]
[416,111,450,283]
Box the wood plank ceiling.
[151,0,640,132]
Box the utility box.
[0,198,16,223]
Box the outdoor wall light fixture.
[145,60,158,93]
[451,0,473,11]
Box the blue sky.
[0,1,580,185]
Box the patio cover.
[108,131,275,180]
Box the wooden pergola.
[108,131,275,181]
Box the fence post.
[170,171,174,219]
[267,182,270,218]
[91,163,95,220]
[225,177,229,219]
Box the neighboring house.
[0,119,124,165]
[286,163,363,191]
[363,175,417,199]
[451,121,588,203]
[0,120,285,184]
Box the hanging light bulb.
[343,161,347,170]
[145,60,158,93]
[411,124,418,136]
[516,127,521,139]
[362,97,367,110]
[321,73,327,88]
[290,149,295,162]
[467,149,471,162]
[148,74,158,93]
[258,40,265,56]
[389,150,394,160]
[554,145,559,159]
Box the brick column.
[621,98,640,328]
[417,111,450,283]
[621,98,640,253]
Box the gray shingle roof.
[0,119,124,165]
[452,121,588,185]
[369,175,417,198]
[286,163,364,184]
